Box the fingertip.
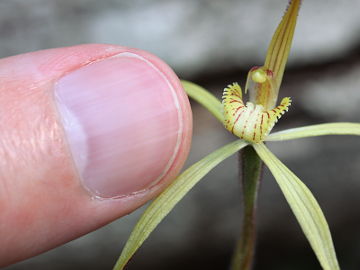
[0,44,192,266]
[55,50,193,198]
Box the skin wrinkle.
[0,46,117,251]
[0,81,77,257]
[0,88,63,201]
[1,90,43,158]
[0,45,125,189]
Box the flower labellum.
[222,82,291,143]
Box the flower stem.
[230,145,263,270]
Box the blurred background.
[2,0,360,269]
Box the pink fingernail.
[54,52,183,198]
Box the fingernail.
[54,52,183,199]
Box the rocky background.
[2,0,360,269]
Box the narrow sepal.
[267,122,360,141]
[253,143,340,270]
[181,80,223,123]
[113,140,248,270]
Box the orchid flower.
[114,1,360,269]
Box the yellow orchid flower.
[222,0,300,143]
[114,1,360,270]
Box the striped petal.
[264,0,301,106]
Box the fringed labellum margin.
[222,67,291,143]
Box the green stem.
[230,145,263,270]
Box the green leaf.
[181,80,223,123]
[113,140,248,270]
[253,143,340,270]
[267,122,360,141]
